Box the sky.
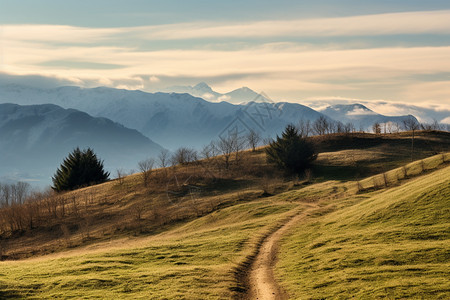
[1,0,450,108]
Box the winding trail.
[247,207,314,300]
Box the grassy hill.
[277,164,450,299]
[0,131,449,298]
[0,200,297,298]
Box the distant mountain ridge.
[162,82,270,104]
[0,84,325,149]
[0,103,163,186]
[320,104,416,131]
[0,83,420,151]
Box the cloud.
[304,97,450,123]
[218,95,231,102]
[0,72,81,88]
[1,11,450,105]
[346,108,376,116]
[3,10,450,47]
[2,25,121,44]
[2,44,450,103]
[132,10,450,40]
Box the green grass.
[276,165,450,299]
[0,199,296,299]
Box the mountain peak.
[233,86,254,93]
[194,82,212,91]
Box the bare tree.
[335,121,344,134]
[138,158,155,187]
[10,182,30,205]
[157,149,170,179]
[201,143,213,160]
[172,147,198,165]
[328,121,337,134]
[131,202,146,233]
[372,122,381,134]
[297,119,312,137]
[393,122,401,133]
[344,122,355,134]
[246,130,261,152]
[420,119,441,131]
[0,183,11,207]
[158,149,170,169]
[403,116,420,161]
[115,169,126,185]
[312,116,329,136]
[217,136,235,170]
[233,131,246,163]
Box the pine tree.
[265,124,317,174]
[52,147,110,192]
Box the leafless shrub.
[372,122,381,134]
[312,116,330,135]
[115,169,126,186]
[217,136,235,170]
[297,119,312,137]
[80,216,92,240]
[246,129,261,152]
[131,203,146,233]
[172,147,198,165]
[60,223,71,247]
[138,158,155,187]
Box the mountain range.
[0,84,327,149]
[320,104,414,131]
[0,103,163,186]
[162,82,270,104]
[0,82,422,187]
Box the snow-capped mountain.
[0,103,163,186]
[0,84,325,149]
[162,82,270,104]
[320,104,418,131]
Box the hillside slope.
[277,165,450,299]
[0,133,448,298]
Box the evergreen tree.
[52,147,109,192]
[265,124,317,174]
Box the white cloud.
[217,95,231,102]
[3,10,450,46]
[133,10,450,40]
[2,25,121,43]
[2,11,450,105]
[201,92,215,100]
[346,108,376,116]
[149,75,160,83]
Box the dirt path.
[247,209,312,300]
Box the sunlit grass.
[277,164,450,299]
[0,199,296,299]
